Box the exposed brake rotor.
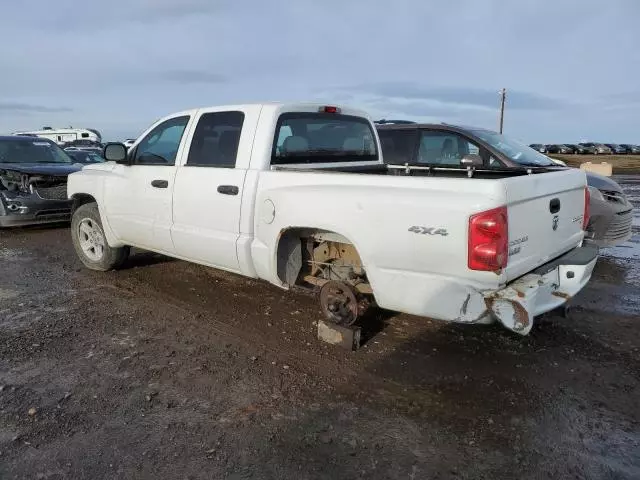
[319,280,360,326]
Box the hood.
[0,162,82,176]
[586,171,623,193]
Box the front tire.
[71,202,129,271]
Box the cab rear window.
[271,113,378,165]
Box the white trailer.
[13,127,102,145]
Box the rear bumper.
[485,244,599,334]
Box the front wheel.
[71,202,129,271]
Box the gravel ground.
[0,178,638,480]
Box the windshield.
[470,130,555,167]
[0,138,73,164]
[272,113,378,165]
[67,151,104,164]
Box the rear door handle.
[549,198,561,214]
[217,185,239,195]
[151,180,168,188]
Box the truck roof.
[163,102,373,120]
[377,122,495,134]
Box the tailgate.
[503,169,587,282]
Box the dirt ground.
[0,178,638,480]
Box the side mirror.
[104,143,129,164]
[461,153,483,167]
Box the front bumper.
[485,245,599,335]
[586,197,633,248]
[0,190,72,227]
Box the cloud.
[0,102,72,113]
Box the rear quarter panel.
[250,171,507,318]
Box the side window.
[275,126,293,155]
[378,129,418,164]
[417,131,481,166]
[186,111,244,167]
[81,133,89,138]
[134,115,189,166]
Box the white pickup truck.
[67,103,597,335]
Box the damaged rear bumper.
[485,244,599,335]
[0,191,72,227]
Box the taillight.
[583,187,590,230]
[468,206,508,271]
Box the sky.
[0,0,638,144]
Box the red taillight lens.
[582,187,590,230]
[468,206,509,271]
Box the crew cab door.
[103,114,191,253]
[171,106,261,273]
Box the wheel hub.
[78,218,105,262]
[319,281,360,326]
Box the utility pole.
[498,88,506,134]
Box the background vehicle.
[619,144,640,154]
[65,145,103,155]
[592,143,613,154]
[374,119,417,125]
[585,172,633,247]
[577,143,598,154]
[563,144,589,154]
[66,150,105,165]
[0,136,81,227]
[12,127,102,146]
[605,143,629,154]
[545,144,574,154]
[378,124,633,248]
[68,103,595,336]
[62,139,103,150]
[544,144,561,154]
[529,143,546,153]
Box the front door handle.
[217,185,239,195]
[151,180,168,188]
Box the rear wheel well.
[276,228,373,327]
[276,228,370,292]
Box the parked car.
[529,143,546,153]
[544,144,561,154]
[66,150,105,165]
[605,144,629,154]
[67,103,596,336]
[65,146,103,155]
[563,144,589,154]
[377,123,632,249]
[577,143,598,154]
[63,139,103,149]
[585,172,634,247]
[619,144,640,154]
[546,144,574,154]
[374,119,417,125]
[592,143,613,154]
[0,136,82,227]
